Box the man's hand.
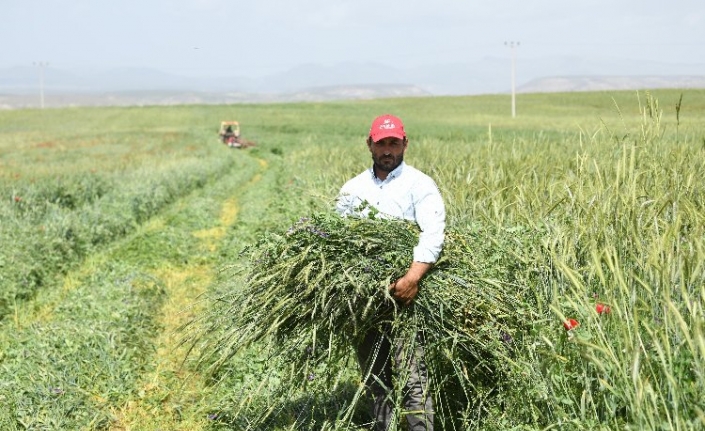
[389,262,432,306]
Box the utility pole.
[504,42,519,118]
[33,61,48,109]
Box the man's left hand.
[390,275,419,306]
[389,262,432,306]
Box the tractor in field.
[218,121,255,149]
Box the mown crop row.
[0,262,165,429]
[0,155,235,318]
[0,142,267,429]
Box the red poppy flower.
[14,196,21,202]
[596,303,611,314]
[563,318,579,331]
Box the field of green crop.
[1,89,704,430]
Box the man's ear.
[367,137,373,148]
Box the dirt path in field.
[110,158,267,430]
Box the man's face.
[368,136,407,176]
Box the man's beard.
[372,153,403,175]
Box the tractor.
[218,121,255,148]
[219,121,241,147]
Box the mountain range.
[1,56,704,109]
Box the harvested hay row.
[186,212,551,429]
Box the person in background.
[336,114,446,431]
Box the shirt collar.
[369,161,406,182]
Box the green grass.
[1,89,704,430]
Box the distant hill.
[518,76,705,93]
[0,84,431,110]
[1,55,704,109]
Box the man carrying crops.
[336,114,445,431]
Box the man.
[336,114,445,431]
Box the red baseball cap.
[369,114,406,142]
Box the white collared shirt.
[336,162,446,263]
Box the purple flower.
[501,332,513,345]
[208,413,218,420]
[307,226,329,238]
[287,217,311,234]
[308,373,315,381]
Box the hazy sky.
[3,0,704,77]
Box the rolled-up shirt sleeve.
[413,181,445,263]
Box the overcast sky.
[3,0,704,77]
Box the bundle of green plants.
[187,210,553,429]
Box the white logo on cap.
[380,119,396,130]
